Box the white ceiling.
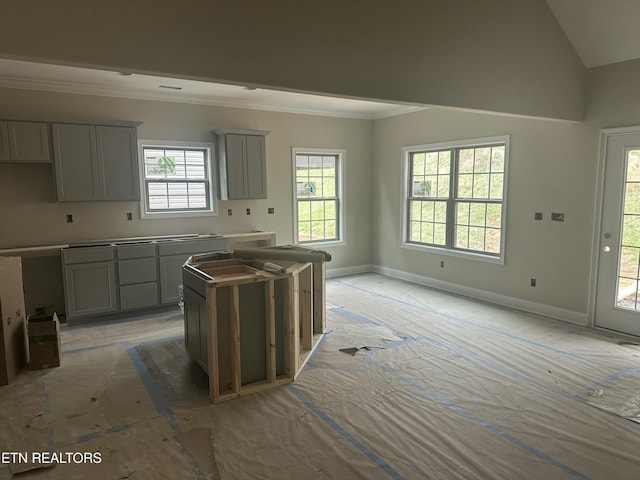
[0,3,638,117]
[546,0,640,68]
[0,58,424,120]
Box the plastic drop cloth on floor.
[2,274,640,479]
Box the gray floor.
[2,273,640,479]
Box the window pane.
[405,139,506,258]
[408,199,446,246]
[469,203,486,227]
[456,225,469,248]
[434,201,447,223]
[413,153,425,175]
[486,204,502,228]
[298,201,311,221]
[294,152,341,242]
[434,223,447,245]
[469,227,486,251]
[458,174,473,198]
[425,152,438,174]
[142,146,211,213]
[308,177,323,197]
[489,174,504,199]
[324,200,336,220]
[310,221,325,240]
[474,148,490,173]
[491,146,505,172]
[471,174,488,199]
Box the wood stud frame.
[183,246,329,403]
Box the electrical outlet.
[440,261,445,268]
[530,278,536,287]
[66,214,73,224]
[126,212,133,221]
[534,212,543,221]
[246,208,251,215]
[227,209,232,216]
[551,212,565,222]
[268,207,275,214]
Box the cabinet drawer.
[63,246,114,264]
[118,257,157,285]
[120,283,158,310]
[157,238,228,256]
[116,243,156,259]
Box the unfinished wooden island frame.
[182,246,330,403]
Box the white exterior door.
[596,128,640,336]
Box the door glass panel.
[616,149,640,309]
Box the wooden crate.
[183,257,318,403]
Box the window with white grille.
[402,136,509,262]
[138,141,217,218]
[292,148,345,244]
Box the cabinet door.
[53,124,99,201]
[64,261,117,319]
[96,126,139,201]
[0,122,10,161]
[246,135,267,198]
[8,122,51,163]
[159,254,190,304]
[226,134,248,199]
[184,286,208,370]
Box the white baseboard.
[326,264,373,279]
[367,265,588,326]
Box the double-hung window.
[138,140,217,218]
[402,136,509,262]
[293,148,345,244]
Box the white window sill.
[400,241,504,265]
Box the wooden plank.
[232,247,330,263]
[313,262,326,333]
[229,285,241,394]
[299,263,313,351]
[284,275,300,378]
[206,285,220,402]
[265,280,276,383]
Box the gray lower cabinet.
[63,247,117,319]
[62,236,228,323]
[158,237,229,305]
[183,284,208,371]
[117,244,158,311]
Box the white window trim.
[138,139,218,219]
[400,135,510,264]
[292,147,346,247]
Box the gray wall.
[0,0,584,120]
[0,88,373,271]
[586,58,640,127]
[371,108,599,317]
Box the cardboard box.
[28,312,61,370]
[0,257,28,386]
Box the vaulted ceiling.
[546,0,640,67]
[0,1,637,121]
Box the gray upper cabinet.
[0,121,51,163]
[214,128,269,200]
[97,126,139,201]
[53,123,139,202]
